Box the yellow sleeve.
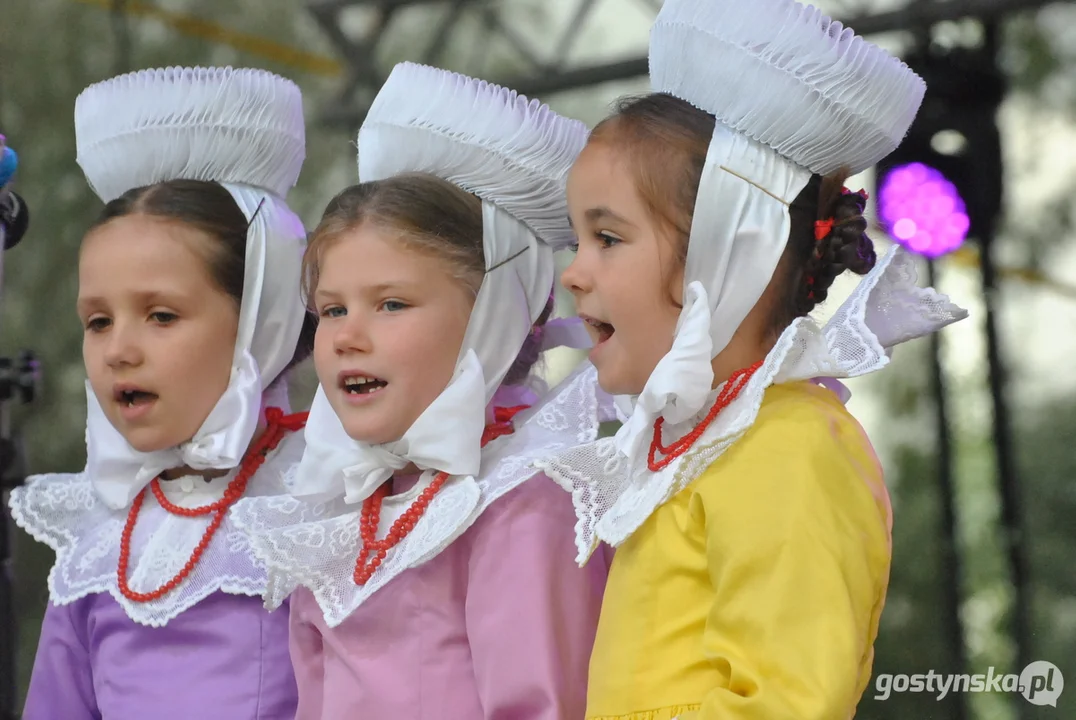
[684,402,891,720]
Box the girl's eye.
[320,306,346,319]
[567,241,580,253]
[85,317,110,332]
[596,232,621,249]
[150,311,178,324]
[380,300,409,312]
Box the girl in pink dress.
[231,62,610,719]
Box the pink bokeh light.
[879,163,969,258]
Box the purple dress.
[10,431,305,719]
[25,593,294,720]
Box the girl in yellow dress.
[538,0,970,718]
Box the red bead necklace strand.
[647,361,763,472]
[353,404,529,585]
[117,407,308,603]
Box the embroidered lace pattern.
[9,431,305,627]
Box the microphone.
[0,137,29,250]
[0,133,35,720]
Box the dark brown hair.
[88,179,316,373]
[590,93,876,334]
[304,173,551,386]
[779,173,875,329]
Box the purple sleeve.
[22,601,101,720]
[464,474,608,720]
[289,589,325,720]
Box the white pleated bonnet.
[609,0,928,457]
[359,62,585,262]
[649,0,925,176]
[75,66,304,201]
[74,67,309,509]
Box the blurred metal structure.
[309,0,1064,126]
[308,0,656,124]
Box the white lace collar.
[8,428,305,628]
[229,363,614,628]
[537,247,968,565]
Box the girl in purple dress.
[230,62,610,719]
[9,67,312,719]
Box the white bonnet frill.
[536,0,970,564]
[230,63,608,624]
[8,67,309,626]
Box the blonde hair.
[303,173,485,302]
[305,172,552,386]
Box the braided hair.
[773,171,877,333]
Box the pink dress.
[232,365,616,720]
[290,474,609,719]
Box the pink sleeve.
[288,589,326,720]
[464,474,608,720]
[22,601,100,720]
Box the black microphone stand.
[0,188,39,720]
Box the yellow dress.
[585,381,892,720]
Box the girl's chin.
[592,352,656,398]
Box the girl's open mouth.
[583,316,615,344]
[341,374,388,395]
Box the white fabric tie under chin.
[611,123,811,466]
[612,281,715,463]
[87,348,264,510]
[293,311,597,507]
[292,349,489,505]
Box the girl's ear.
[654,227,687,311]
